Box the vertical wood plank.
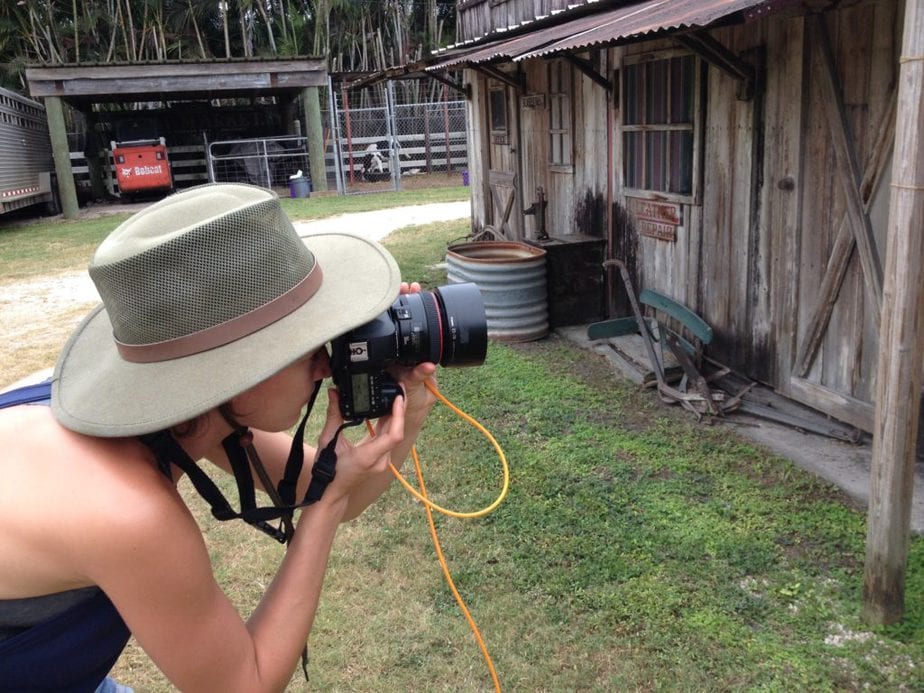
[466,69,488,232]
[810,14,884,322]
[764,13,807,393]
[863,0,924,626]
[43,96,78,220]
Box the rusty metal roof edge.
[514,0,796,62]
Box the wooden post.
[301,87,328,193]
[43,96,79,220]
[340,85,355,185]
[863,0,924,626]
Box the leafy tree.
[0,0,456,94]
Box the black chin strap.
[137,379,366,545]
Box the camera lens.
[432,283,487,366]
[392,282,487,368]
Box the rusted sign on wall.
[627,197,682,242]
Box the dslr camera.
[331,282,487,420]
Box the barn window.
[489,84,508,145]
[548,59,573,168]
[621,52,699,200]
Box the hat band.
[115,264,324,363]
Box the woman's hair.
[171,402,241,439]
[170,415,206,439]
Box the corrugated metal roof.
[517,0,778,60]
[426,30,565,71]
[427,0,780,71]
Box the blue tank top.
[0,381,131,691]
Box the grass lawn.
[2,192,921,691]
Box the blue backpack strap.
[0,380,52,409]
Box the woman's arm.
[83,398,409,691]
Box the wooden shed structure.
[365,0,922,622]
[443,0,900,438]
[24,58,329,218]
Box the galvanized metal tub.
[445,241,548,342]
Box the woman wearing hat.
[0,183,437,691]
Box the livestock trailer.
[0,86,56,216]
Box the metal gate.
[329,78,469,195]
[206,135,309,192]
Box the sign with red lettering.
[627,198,682,242]
[636,220,677,242]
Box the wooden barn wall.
[519,54,609,240]
[610,0,898,430]
[463,66,525,239]
[613,39,705,320]
[760,13,808,390]
[572,52,610,237]
[460,0,899,431]
[698,25,767,377]
[464,70,489,235]
[457,0,596,43]
[519,60,555,237]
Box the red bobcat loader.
[110,117,173,196]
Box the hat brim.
[52,232,400,437]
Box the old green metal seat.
[587,287,723,417]
[587,289,713,354]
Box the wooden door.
[780,8,897,432]
[485,79,523,240]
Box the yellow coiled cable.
[371,380,508,692]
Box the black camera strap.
[278,404,366,509]
[138,379,373,544]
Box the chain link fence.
[329,80,468,195]
[196,81,469,197]
[207,135,310,193]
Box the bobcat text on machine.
[110,116,173,196]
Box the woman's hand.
[312,387,406,508]
[392,281,438,416]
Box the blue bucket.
[289,176,310,198]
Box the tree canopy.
[0,1,458,92]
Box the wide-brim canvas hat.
[52,183,400,437]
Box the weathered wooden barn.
[363,0,922,621]
[431,0,910,437]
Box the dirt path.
[1,202,470,388]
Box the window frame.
[619,49,702,205]
[547,58,574,172]
[489,82,509,145]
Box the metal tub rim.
[446,240,546,263]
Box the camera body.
[331,283,487,419]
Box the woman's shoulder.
[2,403,194,521]
[0,407,203,597]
